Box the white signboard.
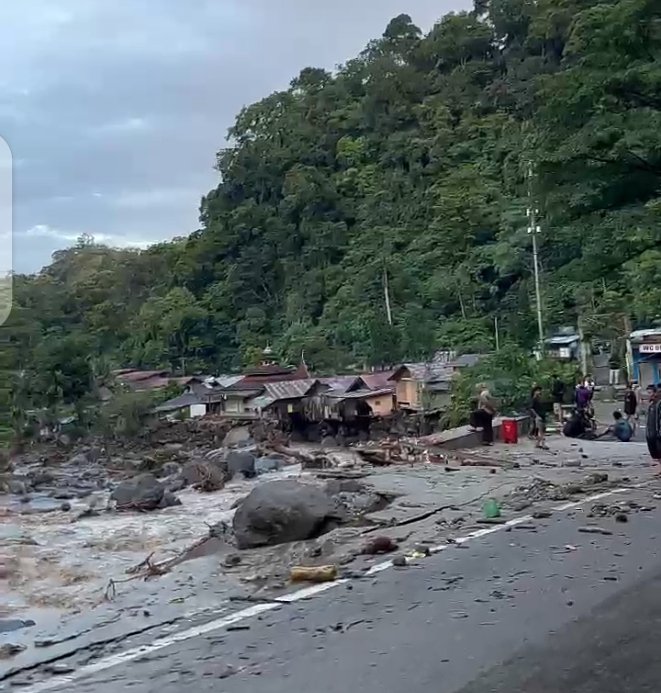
[639,343,661,354]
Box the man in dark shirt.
[563,411,586,439]
[530,386,548,449]
[623,381,638,432]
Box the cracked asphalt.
[7,479,661,693]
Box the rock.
[615,512,629,523]
[227,450,256,479]
[0,643,26,658]
[254,457,284,475]
[578,526,613,535]
[8,479,28,495]
[585,473,608,485]
[361,536,398,555]
[164,474,187,493]
[30,470,56,487]
[182,461,226,492]
[223,553,242,568]
[321,436,338,448]
[60,502,71,512]
[159,462,182,478]
[532,510,552,519]
[51,490,75,500]
[223,426,252,448]
[68,453,90,466]
[392,555,407,567]
[110,473,167,511]
[233,480,339,549]
[181,461,209,486]
[324,479,365,495]
[158,491,182,509]
[0,618,36,634]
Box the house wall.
[425,391,451,411]
[395,380,420,409]
[364,394,395,417]
[224,397,245,414]
[189,404,207,418]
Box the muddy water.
[0,465,304,620]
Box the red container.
[501,418,518,444]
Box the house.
[325,387,395,419]
[359,371,395,391]
[628,328,661,387]
[545,330,581,361]
[249,379,320,422]
[240,363,310,384]
[447,353,484,370]
[113,369,187,392]
[152,375,245,419]
[388,362,455,412]
[153,392,207,419]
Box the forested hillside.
[2,0,660,419]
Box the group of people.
[470,376,658,449]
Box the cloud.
[89,117,150,136]
[24,224,153,249]
[1,0,469,273]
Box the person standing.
[551,374,566,424]
[623,381,638,433]
[477,385,496,446]
[576,381,591,411]
[608,353,621,386]
[530,385,548,449]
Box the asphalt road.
[9,483,661,693]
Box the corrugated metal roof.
[630,328,661,341]
[545,334,580,346]
[448,353,484,368]
[154,392,200,413]
[263,378,318,402]
[319,376,363,394]
[360,372,395,390]
[393,363,454,382]
[329,387,394,400]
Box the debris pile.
[354,439,445,466]
[504,473,615,509]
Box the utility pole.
[494,315,500,351]
[383,266,393,326]
[527,163,544,353]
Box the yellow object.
[289,565,338,583]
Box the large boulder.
[223,426,253,448]
[233,480,339,549]
[110,473,170,511]
[226,450,256,479]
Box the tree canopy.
[2,0,659,422]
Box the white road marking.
[12,485,641,692]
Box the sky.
[1,1,468,274]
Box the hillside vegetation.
[1,0,659,427]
